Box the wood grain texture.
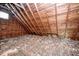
[4,3,79,40]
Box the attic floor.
[0,35,79,56]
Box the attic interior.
[0,3,79,56]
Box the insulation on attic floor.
[0,35,79,56]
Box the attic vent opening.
[0,11,9,19]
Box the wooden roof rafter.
[14,4,23,8]
[0,5,10,10]
[34,3,66,13]
[34,3,46,34]
[20,3,39,35]
[13,4,34,34]
[33,7,79,19]
[26,3,43,35]
[9,3,32,33]
[5,4,30,33]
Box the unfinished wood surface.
[0,17,26,38]
[5,4,30,33]
[27,3,42,35]
[9,4,32,33]
[3,3,79,40]
[21,3,39,34]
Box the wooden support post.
[55,4,58,36]
[45,13,52,34]
[65,4,70,38]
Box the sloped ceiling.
[3,3,79,39]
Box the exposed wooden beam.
[65,4,70,38]
[55,4,58,36]
[14,4,34,34]
[20,3,39,35]
[33,7,79,19]
[34,3,46,34]
[34,4,66,13]
[45,13,52,34]
[9,3,32,34]
[5,4,29,34]
[26,3,42,35]
[14,4,23,8]
[0,5,10,10]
